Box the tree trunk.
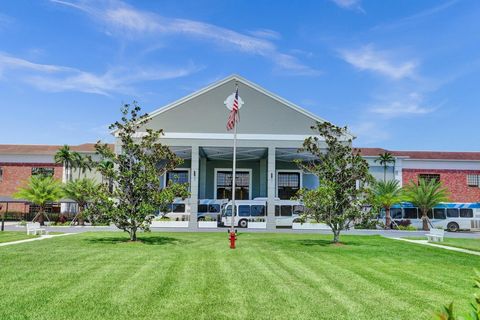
[421,210,429,231]
[383,166,387,182]
[78,205,85,226]
[332,229,341,243]
[38,211,45,226]
[385,207,391,229]
[129,228,137,241]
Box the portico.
[121,75,338,229]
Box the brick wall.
[403,169,480,202]
[0,163,63,213]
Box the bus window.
[280,205,292,217]
[224,205,232,216]
[390,208,402,219]
[209,204,220,213]
[172,204,185,213]
[198,204,208,213]
[238,205,250,217]
[251,205,265,216]
[420,209,433,219]
[446,209,459,218]
[404,208,418,219]
[275,205,280,216]
[433,208,446,219]
[293,205,304,215]
[460,208,473,218]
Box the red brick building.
[0,144,100,215]
[361,148,480,203]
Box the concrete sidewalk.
[0,233,74,247]
[392,237,480,256]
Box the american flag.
[226,88,239,131]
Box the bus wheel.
[238,219,248,228]
[447,222,459,232]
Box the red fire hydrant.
[229,230,237,249]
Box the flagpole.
[231,99,238,233]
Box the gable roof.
[148,74,328,124]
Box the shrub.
[435,270,480,319]
[392,219,411,229]
[204,216,215,222]
[354,219,378,230]
[396,225,417,231]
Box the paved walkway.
[0,233,74,247]
[393,237,480,256]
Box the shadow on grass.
[85,235,192,246]
[296,239,363,247]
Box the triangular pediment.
[142,75,333,136]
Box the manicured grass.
[0,231,37,243]
[0,232,479,320]
[406,236,480,252]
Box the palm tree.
[54,145,75,182]
[403,178,449,231]
[97,159,114,190]
[72,152,93,179]
[63,178,97,226]
[375,152,396,182]
[14,176,63,226]
[372,180,403,229]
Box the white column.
[266,146,276,230]
[189,145,199,229]
[395,158,403,187]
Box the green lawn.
[0,232,479,320]
[0,231,37,243]
[405,236,480,252]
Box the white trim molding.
[213,168,253,200]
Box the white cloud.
[339,45,417,79]
[369,92,434,118]
[248,28,281,40]
[0,52,199,95]
[330,0,364,12]
[350,121,390,145]
[51,0,319,76]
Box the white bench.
[426,228,444,242]
[26,222,47,235]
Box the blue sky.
[0,0,479,151]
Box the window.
[216,171,250,200]
[467,175,480,187]
[433,208,446,220]
[404,208,418,219]
[418,174,440,184]
[31,167,54,177]
[172,204,185,213]
[293,205,304,215]
[166,170,189,185]
[447,208,459,218]
[280,205,293,217]
[0,167,3,183]
[198,204,208,213]
[238,205,250,217]
[251,205,265,217]
[209,204,221,213]
[460,208,473,218]
[275,205,280,216]
[390,208,402,219]
[224,205,232,216]
[277,172,300,200]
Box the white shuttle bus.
[388,202,480,232]
[221,198,304,228]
